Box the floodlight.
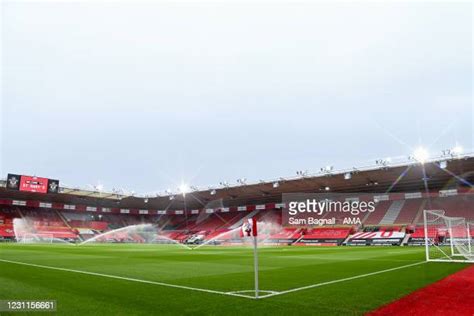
[413,147,429,164]
[296,170,308,177]
[344,172,352,180]
[272,181,280,188]
[178,183,190,196]
[376,158,391,166]
[452,145,463,156]
[321,166,333,173]
[237,178,247,185]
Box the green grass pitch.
[0,244,467,315]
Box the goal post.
[465,221,474,255]
[423,210,474,263]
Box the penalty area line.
[0,258,255,300]
[260,261,427,299]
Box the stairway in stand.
[379,200,405,225]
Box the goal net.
[423,210,473,263]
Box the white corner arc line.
[226,290,279,295]
[261,261,427,299]
[0,259,255,300]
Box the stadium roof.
[1,153,473,211]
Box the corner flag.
[241,218,257,237]
[240,217,260,298]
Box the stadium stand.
[363,200,392,225]
[16,209,78,239]
[393,198,424,224]
[0,190,472,245]
[302,227,352,239]
[0,208,18,239]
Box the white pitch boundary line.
[259,261,427,299]
[0,259,255,300]
[0,259,426,300]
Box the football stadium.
[1,153,474,315]
[1,0,473,315]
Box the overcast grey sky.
[1,1,472,194]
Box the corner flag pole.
[253,235,259,299]
[252,218,259,299]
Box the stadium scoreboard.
[6,174,59,194]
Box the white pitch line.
[0,258,254,300]
[260,261,427,299]
[226,290,279,295]
[0,258,427,300]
